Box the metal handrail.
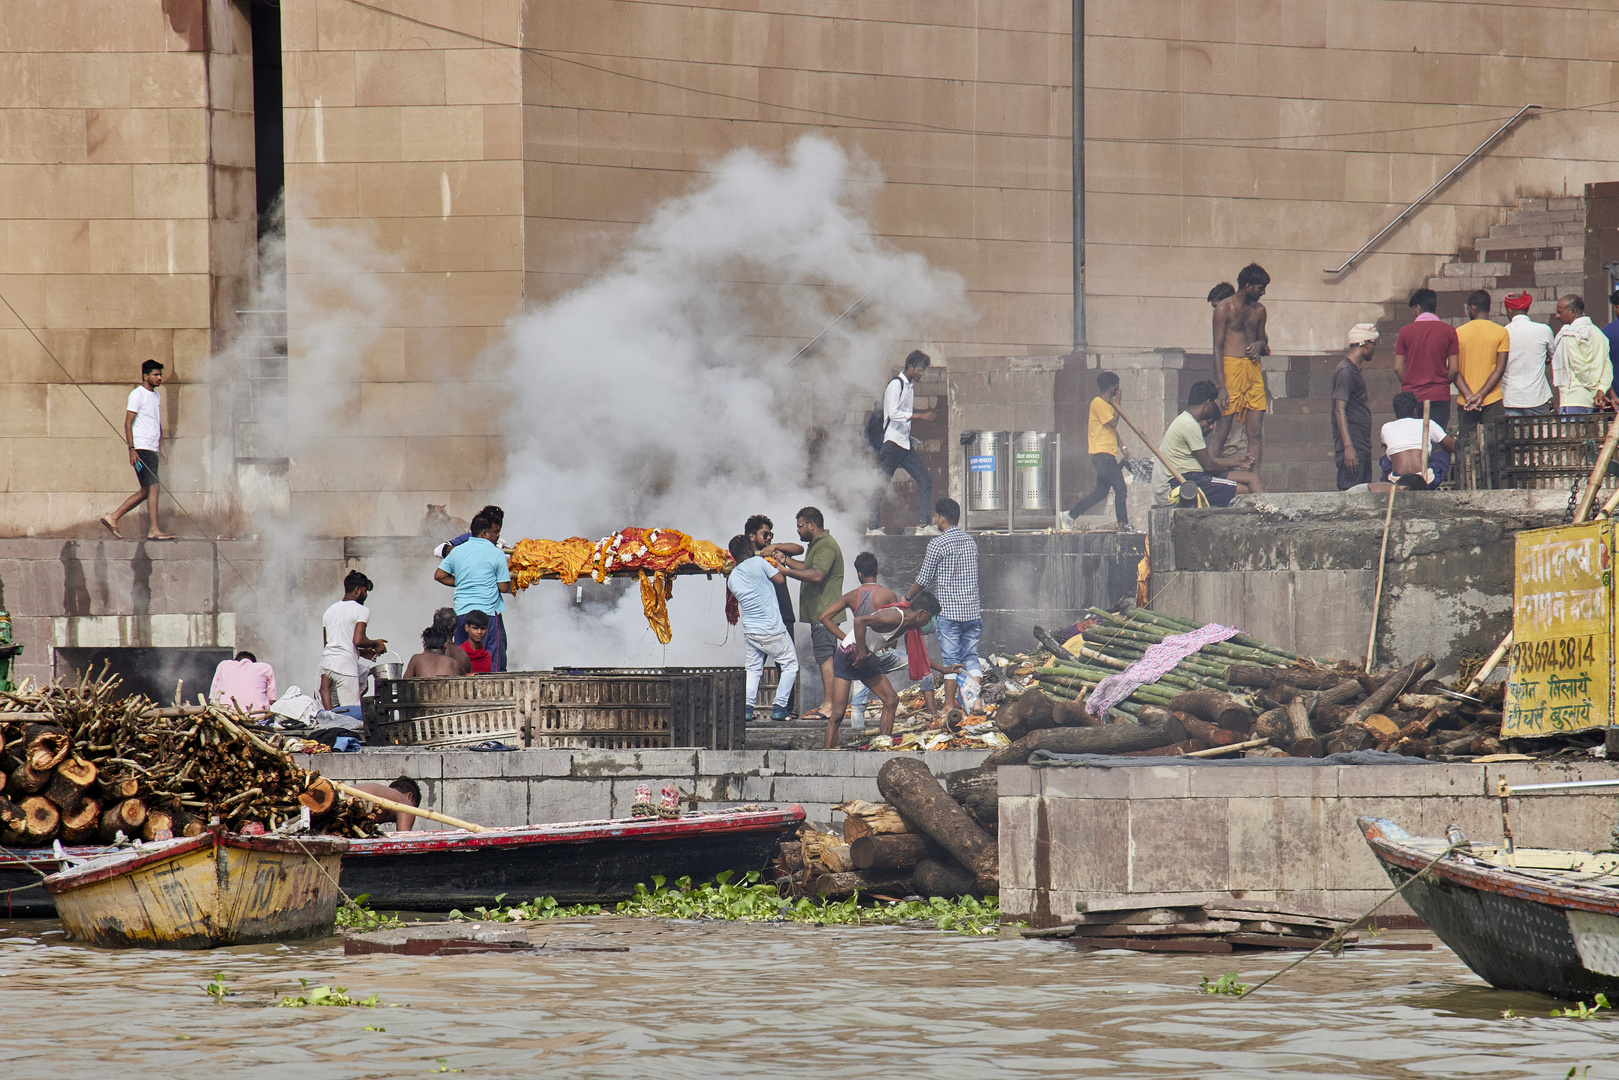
[1324,104,1541,275]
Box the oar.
[336,783,488,832]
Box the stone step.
[1442,260,1513,277]
[1484,222,1583,242]
[1548,196,1585,211]
[1505,208,1583,225]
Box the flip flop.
[147,533,176,541]
[99,516,123,539]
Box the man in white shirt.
[321,570,386,711]
[868,350,937,536]
[1378,391,1456,489]
[1500,292,1554,416]
[100,360,173,540]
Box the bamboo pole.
[1462,631,1514,697]
[1574,414,1619,523]
[1182,737,1270,758]
[1365,483,1400,670]
[334,783,487,832]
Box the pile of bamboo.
[1031,607,1307,721]
[775,758,996,900]
[0,672,378,848]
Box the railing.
[1324,104,1540,275]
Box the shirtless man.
[403,622,463,678]
[1211,263,1271,469]
[1374,391,1456,491]
[351,777,419,831]
[817,580,947,749]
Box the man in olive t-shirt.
[779,506,845,721]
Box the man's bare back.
[404,650,463,678]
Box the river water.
[1,916,1615,1079]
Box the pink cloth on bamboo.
[1085,622,1240,718]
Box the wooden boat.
[340,805,806,910]
[1359,816,1619,999]
[0,845,101,918]
[43,830,349,949]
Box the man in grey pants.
[869,350,937,536]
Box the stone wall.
[294,747,992,829]
[1148,490,1568,672]
[999,758,1619,929]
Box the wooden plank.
[1233,920,1333,938]
[1073,920,1241,937]
[1226,933,1354,950]
[1074,936,1234,953]
[1195,899,1348,920]
[1076,892,1229,913]
[1207,908,1340,929]
[1347,941,1433,951]
[1077,907,1206,926]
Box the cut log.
[99,797,148,842]
[1119,738,1212,757]
[1224,664,1345,691]
[298,777,337,817]
[55,755,97,788]
[45,763,95,814]
[1471,735,1501,756]
[877,757,1000,891]
[8,761,50,794]
[850,833,936,873]
[1244,746,1289,758]
[812,870,913,899]
[996,687,1058,742]
[1363,713,1401,741]
[1053,697,1104,727]
[1345,657,1435,728]
[776,841,804,875]
[1259,684,1309,711]
[911,857,979,898]
[1325,723,1376,754]
[945,766,998,830]
[24,724,70,771]
[97,775,141,801]
[835,800,910,841]
[1165,689,1255,733]
[0,795,26,838]
[822,844,853,873]
[60,798,102,843]
[171,810,205,838]
[19,795,60,843]
[1287,698,1322,757]
[142,809,175,842]
[1312,703,1353,734]
[1254,708,1292,745]
[982,714,1186,767]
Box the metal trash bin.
[1012,432,1055,511]
[964,430,1008,512]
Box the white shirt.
[1502,314,1554,408]
[1381,417,1447,456]
[127,385,161,451]
[881,372,916,449]
[320,599,370,676]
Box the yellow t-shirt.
[1455,319,1511,407]
[1088,397,1119,456]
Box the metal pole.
[1503,778,1619,794]
[1072,0,1085,353]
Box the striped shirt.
[914,527,980,621]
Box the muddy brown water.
[1,917,1615,1079]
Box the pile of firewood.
[0,673,378,847]
[774,758,997,899]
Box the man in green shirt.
[779,506,845,721]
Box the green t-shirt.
[798,532,846,624]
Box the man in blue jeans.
[869,350,938,536]
[906,497,981,711]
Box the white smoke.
[491,136,967,667]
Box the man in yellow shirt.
[1453,289,1510,487]
[1062,371,1130,532]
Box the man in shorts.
[1210,263,1271,469]
[101,359,174,540]
[776,507,844,722]
[320,570,386,713]
[1158,381,1264,507]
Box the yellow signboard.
[1504,522,1613,738]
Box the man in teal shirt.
[433,510,513,671]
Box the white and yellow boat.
[44,830,349,949]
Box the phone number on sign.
[1512,635,1596,674]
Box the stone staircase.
[1417,195,1583,323]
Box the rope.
[1238,840,1460,998]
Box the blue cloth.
[1603,318,1619,360]
[729,556,786,636]
[936,616,983,681]
[438,536,509,615]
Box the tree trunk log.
[97,775,141,801]
[776,841,803,875]
[983,715,1186,767]
[59,798,102,843]
[1225,664,1345,690]
[19,795,60,844]
[996,688,1059,742]
[877,757,999,892]
[1346,657,1436,728]
[1166,689,1255,732]
[0,795,26,839]
[142,809,175,842]
[45,769,93,814]
[835,800,910,841]
[1174,713,1225,743]
[851,833,939,873]
[55,756,97,788]
[1254,708,1292,745]
[23,724,70,772]
[99,798,148,842]
[1119,738,1212,756]
[1312,703,1355,734]
[1053,697,1104,727]
[1325,723,1376,755]
[1287,698,1323,757]
[945,766,998,830]
[812,870,913,899]
[299,778,337,817]
[171,810,205,838]
[8,762,50,795]
[911,857,979,898]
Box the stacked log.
[0,671,382,847]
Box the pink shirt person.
[210,652,277,711]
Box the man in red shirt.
[1394,288,1459,429]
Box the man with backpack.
[866,349,937,536]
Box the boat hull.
[45,833,348,949]
[1361,817,1619,999]
[341,807,805,910]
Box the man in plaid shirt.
[906,497,981,711]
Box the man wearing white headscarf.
[1333,323,1379,489]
